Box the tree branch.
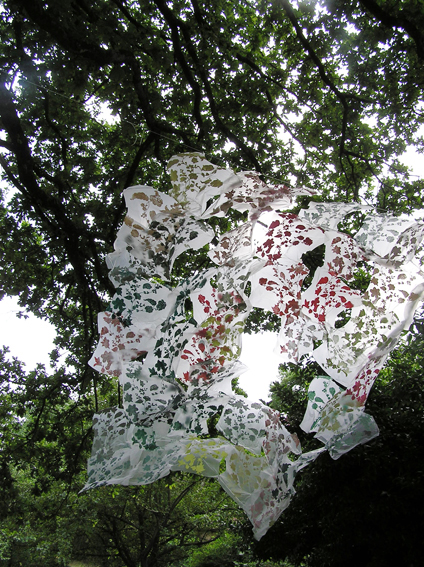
[358,0,424,60]
[153,0,262,171]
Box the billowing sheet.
[84,153,424,539]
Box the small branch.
[279,0,349,109]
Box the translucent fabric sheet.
[84,152,424,539]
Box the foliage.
[1,0,424,365]
[68,478,244,567]
[185,531,292,567]
[0,347,247,567]
[1,0,424,564]
[254,320,424,567]
[184,532,250,567]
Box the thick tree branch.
[16,0,117,66]
[165,16,205,136]
[279,0,349,108]
[279,0,364,198]
[358,0,424,60]
[126,57,195,147]
[0,79,112,307]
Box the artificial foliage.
[84,153,424,539]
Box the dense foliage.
[254,317,424,567]
[1,0,423,565]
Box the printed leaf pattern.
[324,232,368,281]
[299,201,372,230]
[256,212,328,263]
[208,222,254,264]
[89,312,156,377]
[249,260,308,316]
[203,170,315,220]
[168,152,240,216]
[302,267,363,326]
[85,153,424,540]
[355,213,418,257]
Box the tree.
[69,477,245,567]
[252,317,424,567]
[0,348,94,566]
[1,0,424,564]
[1,0,424,378]
[0,347,249,567]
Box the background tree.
[251,315,424,567]
[0,347,251,567]
[1,0,424,379]
[1,0,424,565]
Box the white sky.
[0,297,56,370]
[0,295,56,370]
[238,332,281,401]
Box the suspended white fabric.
[84,153,424,539]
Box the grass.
[68,561,99,567]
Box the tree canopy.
[1,0,424,565]
[1,0,424,372]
